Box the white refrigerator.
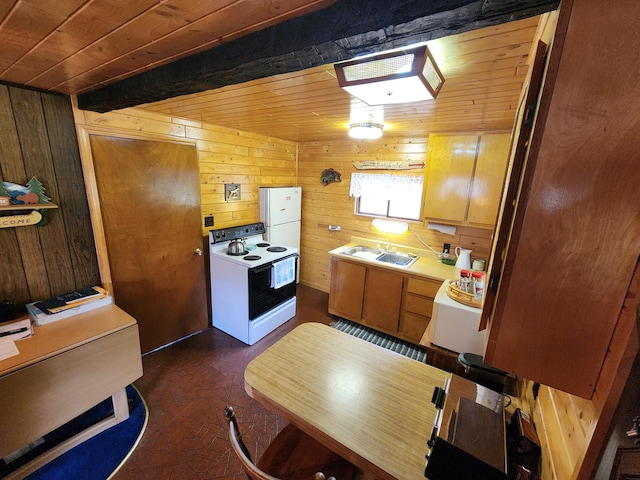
[259,186,301,281]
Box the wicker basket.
[445,280,482,308]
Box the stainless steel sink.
[376,252,418,267]
[340,245,419,267]
[340,245,380,256]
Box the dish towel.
[271,256,296,289]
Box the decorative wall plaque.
[225,183,241,202]
[321,168,342,186]
[0,177,57,227]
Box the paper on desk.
[0,318,32,341]
[0,338,19,361]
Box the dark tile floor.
[113,285,336,480]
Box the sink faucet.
[383,244,396,252]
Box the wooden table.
[244,322,451,480]
[0,304,143,478]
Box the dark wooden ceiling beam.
[77,0,558,113]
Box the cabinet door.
[402,312,431,343]
[484,1,640,398]
[362,267,403,334]
[328,259,366,321]
[423,135,477,223]
[467,133,511,226]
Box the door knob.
[194,248,203,256]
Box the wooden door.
[89,135,207,353]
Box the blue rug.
[1,384,147,480]
[331,318,427,362]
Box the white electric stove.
[209,222,298,345]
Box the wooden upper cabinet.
[423,134,477,223]
[423,133,510,228]
[484,0,640,398]
[467,134,512,225]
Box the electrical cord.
[407,224,450,258]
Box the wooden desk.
[244,323,451,480]
[0,305,143,478]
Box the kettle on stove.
[227,238,246,255]
[454,246,472,269]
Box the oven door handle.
[251,264,273,274]
[249,253,299,274]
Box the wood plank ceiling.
[140,16,542,142]
[0,0,335,94]
[0,1,549,142]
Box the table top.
[244,322,451,480]
[0,304,137,375]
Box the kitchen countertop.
[328,236,458,282]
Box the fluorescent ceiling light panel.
[335,45,445,106]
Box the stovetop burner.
[227,250,248,256]
[209,225,297,269]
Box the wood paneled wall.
[0,85,100,307]
[297,138,494,292]
[3,78,633,480]
[72,105,493,294]
[71,105,297,236]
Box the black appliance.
[425,375,508,480]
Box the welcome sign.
[0,210,43,228]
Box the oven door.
[248,254,298,320]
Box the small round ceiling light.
[348,122,384,140]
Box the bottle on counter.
[459,269,471,293]
[472,271,485,301]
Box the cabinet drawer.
[406,277,442,298]
[405,294,434,317]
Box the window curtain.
[349,173,423,201]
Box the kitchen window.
[349,173,423,220]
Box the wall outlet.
[204,215,214,227]
[443,243,450,254]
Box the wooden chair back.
[224,406,341,480]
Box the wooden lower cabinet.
[328,258,366,321]
[400,276,442,343]
[362,267,403,334]
[329,257,443,343]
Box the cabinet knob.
[194,248,203,256]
